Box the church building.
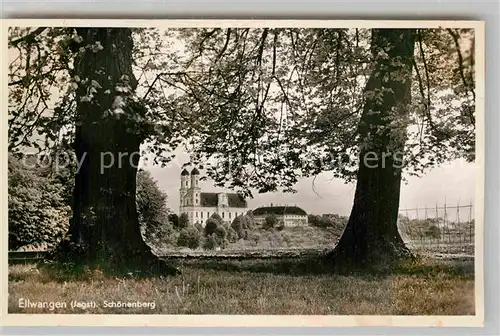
[179,168,248,226]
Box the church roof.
[200,192,247,208]
[253,205,307,216]
[191,167,200,175]
[181,169,190,176]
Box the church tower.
[190,167,201,206]
[179,168,190,208]
[191,168,201,206]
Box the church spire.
[191,167,201,206]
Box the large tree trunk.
[329,29,416,270]
[57,28,177,274]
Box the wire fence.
[398,202,475,256]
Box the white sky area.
[140,150,476,216]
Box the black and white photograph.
[3,20,484,326]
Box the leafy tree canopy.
[9,27,475,199]
[178,212,190,229]
[209,212,223,224]
[136,169,173,246]
[8,154,71,250]
[263,214,279,230]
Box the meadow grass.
[8,256,474,315]
[226,226,337,250]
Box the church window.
[229,212,232,219]
[196,212,198,217]
[201,212,204,219]
[222,212,225,219]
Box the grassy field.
[154,226,338,254]
[8,256,475,315]
[153,225,474,258]
[226,226,337,250]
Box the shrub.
[214,225,228,248]
[245,210,254,220]
[194,222,204,233]
[178,213,190,229]
[282,233,292,245]
[263,214,278,230]
[210,213,223,224]
[177,226,201,249]
[203,234,218,250]
[226,226,239,243]
[426,225,441,239]
[400,218,443,239]
[204,218,219,236]
[140,223,174,247]
[136,170,173,246]
[230,216,247,239]
[214,225,227,240]
[168,213,179,228]
[249,232,260,246]
[276,220,285,231]
[8,155,71,250]
[242,213,256,230]
[308,214,348,235]
[231,216,243,236]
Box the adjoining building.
[179,168,248,226]
[252,204,308,227]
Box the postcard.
[1,19,484,327]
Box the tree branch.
[215,28,232,62]
[412,46,440,138]
[185,29,219,68]
[447,28,476,105]
[256,28,269,67]
[417,30,435,129]
[9,27,47,46]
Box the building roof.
[191,167,200,175]
[181,169,190,176]
[199,192,247,208]
[253,205,307,216]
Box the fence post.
[468,201,473,245]
[404,202,472,256]
[405,208,410,246]
[444,199,450,245]
[436,203,440,250]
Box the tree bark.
[56,28,178,274]
[328,29,416,270]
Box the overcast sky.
[141,150,476,217]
